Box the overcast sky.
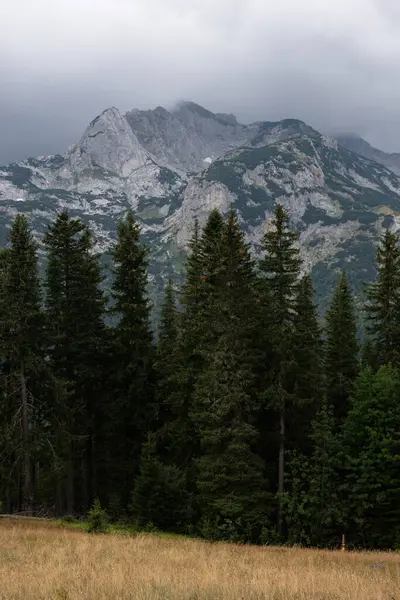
[2,0,400,164]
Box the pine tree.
[131,438,190,531]
[289,275,323,453]
[365,228,400,365]
[110,211,155,506]
[341,365,400,548]
[44,210,108,513]
[193,211,268,542]
[167,211,225,473]
[0,248,13,511]
[325,271,359,425]
[285,401,342,546]
[259,203,302,534]
[156,279,178,403]
[153,280,179,460]
[0,216,44,512]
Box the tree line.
[1,205,399,549]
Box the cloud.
[2,0,400,163]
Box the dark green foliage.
[87,498,108,534]
[131,440,190,531]
[109,211,155,505]
[204,161,243,193]
[341,366,400,548]
[260,204,301,329]
[5,166,35,188]
[168,211,225,469]
[2,202,400,550]
[325,272,359,425]
[44,210,108,514]
[157,167,179,186]
[285,401,342,546]
[302,206,337,225]
[259,203,302,532]
[155,279,178,411]
[289,275,323,452]
[365,229,400,365]
[193,211,269,542]
[0,215,44,512]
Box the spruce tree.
[156,279,178,408]
[289,275,323,452]
[259,203,302,534]
[110,211,155,506]
[167,211,225,474]
[0,248,13,511]
[193,211,268,542]
[325,271,359,425]
[44,211,108,513]
[285,401,342,546]
[0,216,44,512]
[365,228,400,365]
[131,438,190,531]
[153,279,184,462]
[341,365,400,548]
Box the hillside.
[1,102,400,305]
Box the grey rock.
[1,101,399,308]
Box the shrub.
[87,498,108,534]
[61,514,77,524]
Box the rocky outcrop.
[337,134,400,177]
[67,107,151,178]
[2,102,400,307]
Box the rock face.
[337,134,400,177]
[1,101,400,307]
[125,102,315,173]
[68,107,150,177]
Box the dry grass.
[0,519,399,599]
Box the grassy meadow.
[0,518,399,599]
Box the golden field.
[0,518,399,599]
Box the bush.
[131,452,190,531]
[108,493,124,523]
[61,514,77,524]
[87,498,108,534]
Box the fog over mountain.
[2,0,400,164]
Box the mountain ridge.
[1,101,400,307]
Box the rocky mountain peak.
[4,100,400,312]
[68,106,150,177]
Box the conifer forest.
[1,204,400,550]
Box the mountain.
[337,133,400,176]
[1,102,400,309]
[126,101,316,173]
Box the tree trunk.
[91,431,97,501]
[20,360,32,513]
[278,406,285,536]
[66,446,74,515]
[81,456,88,513]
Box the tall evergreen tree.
[110,211,155,506]
[167,211,225,474]
[44,210,108,513]
[156,279,178,415]
[0,216,43,512]
[365,228,400,365]
[325,271,359,425]
[341,365,400,548]
[259,203,302,534]
[193,211,268,541]
[131,437,190,531]
[289,275,323,452]
[285,401,342,547]
[152,279,179,461]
